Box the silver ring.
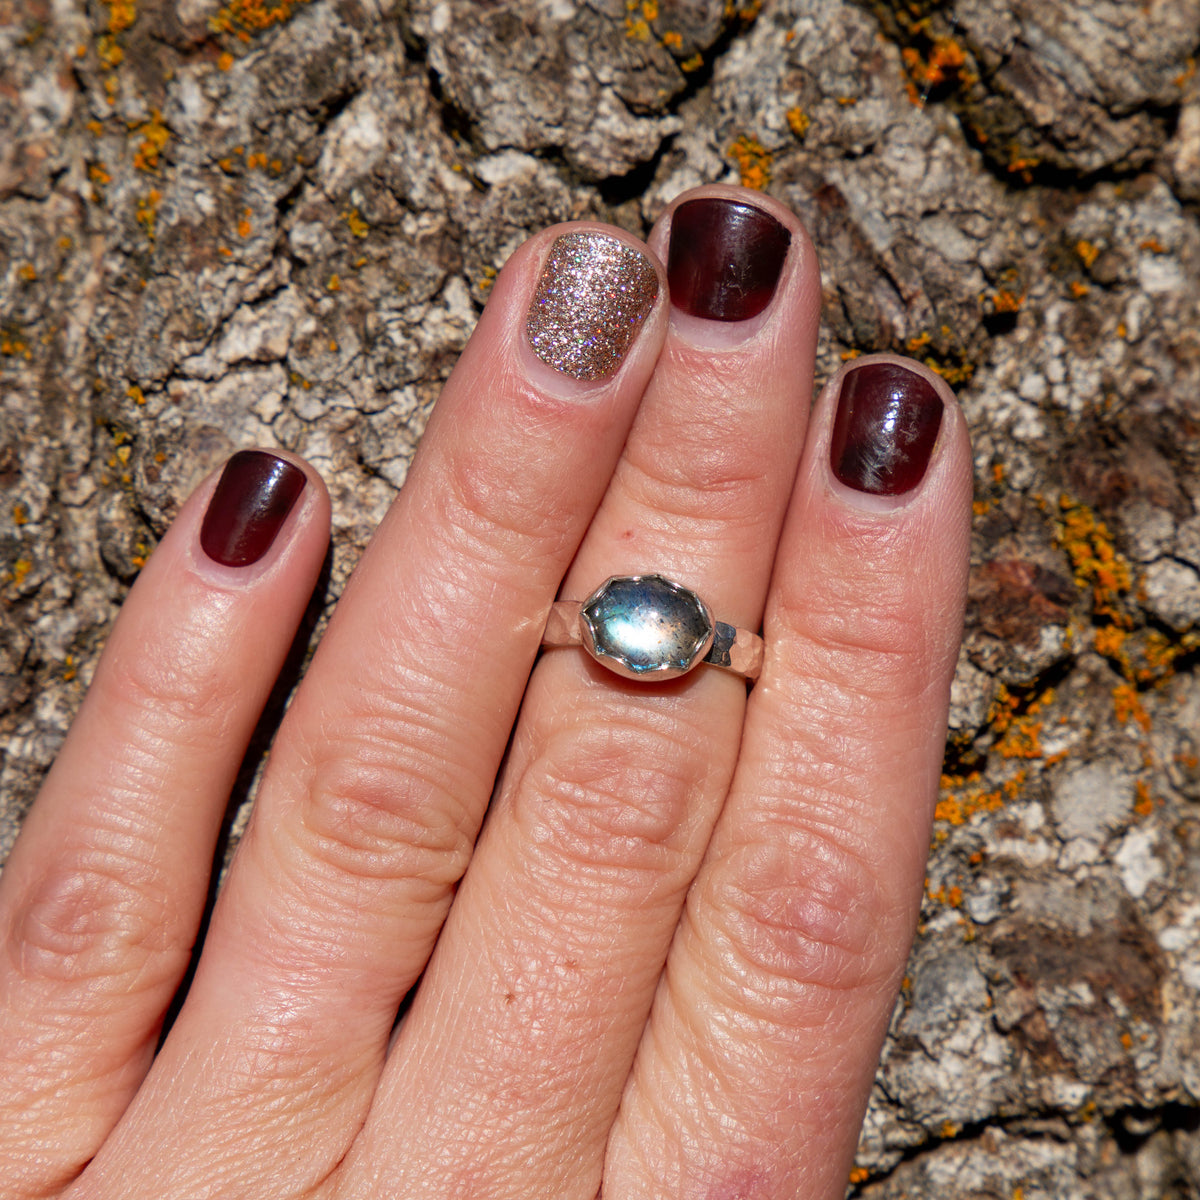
[541,574,763,682]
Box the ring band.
[541,574,763,682]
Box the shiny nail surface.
[200,450,306,567]
[667,197,791,322]
[830,363,943,496]
[526,232,659,381]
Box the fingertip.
[813,352,973,519]
[470,220,670,404]
[646,184,821,352]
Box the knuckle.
[104,609,241,736]
[7,841,178,990]
[436,426,578,569]
[771,537,934,683]
[512,706,710,882]
[622,428,782,537]
[293,728,474,893]
[703,813,905,1023]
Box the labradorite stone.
[581,575,713,680]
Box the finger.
[0,451,327,1196]
[603,356,973,1198]
[83,226,668,1196]
[349,188,820,1199]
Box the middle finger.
[347,187,821,1200]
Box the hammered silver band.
[541,574,764,683]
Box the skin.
[0,186,972,1199]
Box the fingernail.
[526,231,659,381]
[830,362,943,496]
[667,197,791,322]
[200,450,307,567]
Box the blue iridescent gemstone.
[580,574,714,681]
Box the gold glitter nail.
[525,232,659,381]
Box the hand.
[0,185,971,1199]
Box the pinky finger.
[0,450,328,1197]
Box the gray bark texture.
[3,0,1200,1194]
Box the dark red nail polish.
[667,197,791,322]
[830,363,943,496]
[200,451,306,567]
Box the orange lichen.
[341,207,369,238]
[1007,156,1039,182]
[786,107,810,138]
[209,0,309,36]
[97,34,124,69]
[848,1166,870,1185]
[935,770,1006,826]
[992,289,1023,313]
[1113,684,1151,733]
[104,0,137,33]
[17,264,37,282]
[1056,496,1133,622]
[1076,239,1101,268]
[136,188,162,239]
[237,209,252,238]
[661,29,683,51]
[1094,624,1127,659]
[132,111,170,173]
[1138,237,1167,254]
[218,51,235,70]
[728,135,772,190]
[996,715,1044,759]
[1134,780,1154,818]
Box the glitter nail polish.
[525,232,659,381]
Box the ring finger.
[344,186,822,1200]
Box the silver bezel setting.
[578,574,715,681]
